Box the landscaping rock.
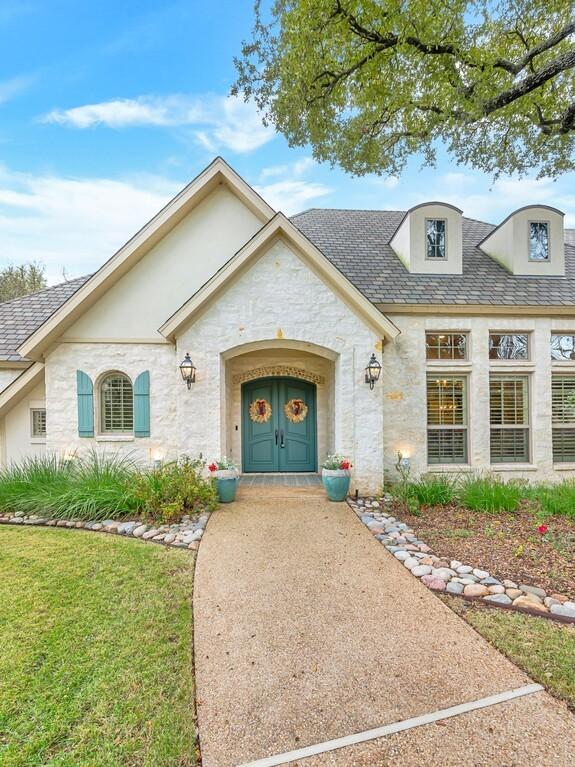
[519,584,547,599]
[472,568,489,579]
[431,567,456,581]
[480,577,501,586]
[403,557,420,570]
[519,591,544,605]
[132,525,148,538]
[464,584,490,597]
[550,593,569,604]
[503,579,518,589]
[163,533,176,544]
[411,565,432,577]
[446,581,464,595]
[484,594,512,605]
[456,565,473,575]
[394,550,411,561]
[91,523,102,531]
[506,588,523,600]
[549,603,575,619]
[544,597,561,609]
[142,528,160,540]
[420,574,446,591]
[513,596,548,613]
[487,585,505,595]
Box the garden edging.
[349,496,575,624]
[0,510,212,550]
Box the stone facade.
[177,239,384,493]
[383,313,575,482]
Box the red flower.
[537,524,548,535]
[208,463,218,472]
[339,460,351,470]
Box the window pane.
[101,375,133,433]
[552,376,575,424]
[489,334,528,360]
[551,334,575,361]
[490,428,529,463]
[427,377,466,426]
[529,222,549,260]
[426,333,467,360]
[428,429,467,464]
[489,376,528,425]
[31,409,46,438]
[426,219,446,259]
[553,429,575,463]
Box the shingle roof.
[1,215,575,363]
[0,276,89,362]
[292,209,575,307]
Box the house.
[1,157,575,493]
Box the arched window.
[100,373,133,433]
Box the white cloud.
[0,166,179,283]
[41,94,276,154]
[0,74,34,105]
[254,157,331,214]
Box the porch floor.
[239,472,322,487]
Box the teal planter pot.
[322,469,351,502]
[216,473,238,503]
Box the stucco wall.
[0,368,23,393]
[4,381,46,464]
[383,313,575,482]
[44,342,179,465]
[176,238,384,493]
[64,185,264,340]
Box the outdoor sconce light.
[179,353,196,389]
[364,353,382,390]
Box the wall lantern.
[364,353,382,390]
[179,353,196,389]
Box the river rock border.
[0,510,211,550]
[349,496,575,623]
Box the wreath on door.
[249,398,272,423]
[284,398,308,423]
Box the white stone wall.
[3,381,46,464]
[176,239,384,493]
[383,313,575,482]
[44,342,180,465]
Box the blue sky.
[1,0,575,283]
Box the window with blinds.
[489,376,529,463]
[552,375,575,462]
[30,408,46,438]
[427,376,468,464]
[100,374,133,433]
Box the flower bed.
[349,495,575,623]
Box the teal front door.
[242,377,317,472]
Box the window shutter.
[76,370,94,437]
[133,371,150,438]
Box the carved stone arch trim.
[232,365,325,386]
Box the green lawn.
[446,597,575,710]
[0,527,197,767]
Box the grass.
[458,475,523,513]
[446,598,575,711]
[402,473,456,506]
[0,527,197,767]
[526,481,575,520]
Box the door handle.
[275,429,279,445]
[280,429,285,448]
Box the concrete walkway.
[194,488,575,766]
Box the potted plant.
[321,455,352,501]
[208,457,239,503]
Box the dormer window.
[529,221,550,261]
[426,219,447,259]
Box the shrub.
[128,456,217,523]
[404,473,457,506]
[458,474,522,513]
[0,452,139,520]
[526,481,575,520]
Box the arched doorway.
[242,377,317,472]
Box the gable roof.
[17,157,275,362]
[0,362,45,416]
[160,212,400,341]
[292,209,575,308]
[0,276,88,362]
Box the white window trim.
[30,405,47,442]
[489,374,532,465]
[426,373,470,466]
[425,218,448,261]
[96,371,134,437]
[527,220,550,262]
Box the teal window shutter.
[76,370,94,437]
[133,371,150,438]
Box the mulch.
[398,501,575,596]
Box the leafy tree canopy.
[0,263,47,302]
[233,1,575,178]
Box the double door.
[242,377,316,472]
